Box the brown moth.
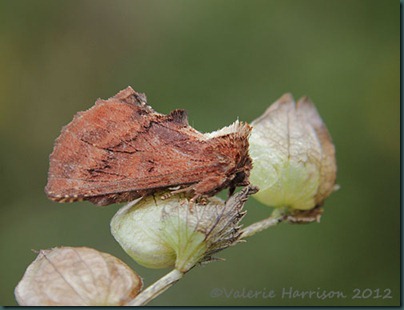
[45,87,252,206]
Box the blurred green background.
[0,0,399,306]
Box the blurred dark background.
[0,0,399,306]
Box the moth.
[45,87,252,206]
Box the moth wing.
[45,90,222,202]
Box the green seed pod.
[111,186,256,272]
[249,94,337,210]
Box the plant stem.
[240,212,285,239]
[125,269,184,306]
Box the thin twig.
[125,269,184,306]
[240,212,285,239]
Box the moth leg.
[189,193,201,203]
[162,175,226,203]
[171,175,226,203]
[160,192,173,200]
[188,194,207,210]
[192,175,227,199]
[160,184,194,200]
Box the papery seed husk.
[250,94,337,210]
[15,247,142,306]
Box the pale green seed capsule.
[111,187,255,272]
[249,94,337,210]
[111,197,177,269]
